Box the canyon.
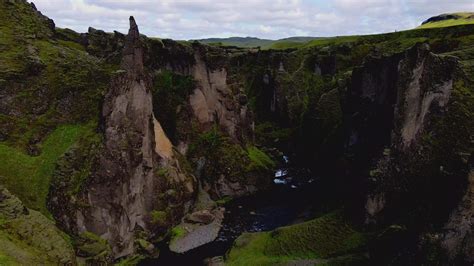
[0,1,473,265]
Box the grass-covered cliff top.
[193,12,474,50]
[194,36,321,49]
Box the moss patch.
[171,226,187,240]
[150,210,168,227]
[0,187,75,264]
[246,146,276,171]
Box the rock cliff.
[348,43,473,263]
[50,17,196,259]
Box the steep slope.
[0,0,110,215]
[0,186,75,264]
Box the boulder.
[186,210,215,224]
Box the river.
[141,158,319,265]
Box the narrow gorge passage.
[143,158,321,265]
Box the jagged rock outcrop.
[50,17,196,259]
[189,51,250,139]
[75,17,160,258]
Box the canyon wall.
[348,43,473,263]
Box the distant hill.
[418,12,474,29]
[193,37,273,48]
[193,13,474,49]
[194,36,321,49]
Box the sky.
[30,0,474,40]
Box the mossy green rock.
[0,186,75,264]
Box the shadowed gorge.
[0,1,473,265]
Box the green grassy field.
[226,211,368,265]
[195,13,474,51]
[0,125,91,215]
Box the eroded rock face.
[51,17,196,259]
[394,44,457,149]
[189,52,248,138]
[349,44,457,157]
[349,44,458,222]
[349,43,472,263]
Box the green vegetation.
[196,37,274,48]
[72,231,125,264]
[50,125,102,198]
[196,36,320,49]
[246,146,276,171]
[188,127,273,187]
[171,226,186,240]
[226,211,368,265]
[442,45,474,78]
[150,210,168,226]
[0,1,110,153]
[0,187,75,264]
[0,253,18,265]
[75,231,111,259]
[189,127,246,182]
[267,24,474,52]
[0,124,92,214]
[215,196,233,206]
[418,13,474,29]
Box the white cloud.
[29,0,474,39]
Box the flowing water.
[141,158,318,266]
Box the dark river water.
[141,159,319,266]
